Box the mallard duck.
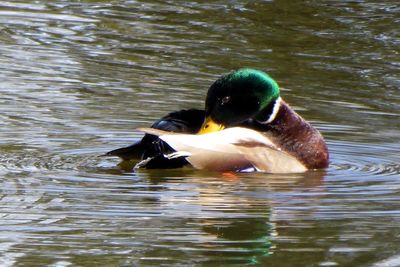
[106,69,329,173]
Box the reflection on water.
[0,0,399,266]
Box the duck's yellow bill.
[198,117,225,134]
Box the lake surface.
[0,0,399,266]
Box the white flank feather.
[137,127,307,173]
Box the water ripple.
[329,141,400,179]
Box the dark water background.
[0,1,399,266]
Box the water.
[0,0,399,266]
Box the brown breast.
[244,100,329,169]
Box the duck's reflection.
[133,169,326,265]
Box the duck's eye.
[221,96,230,105]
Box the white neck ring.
[260,97,282,124]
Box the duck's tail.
[104,142,144,161]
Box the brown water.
[0,1,399,266]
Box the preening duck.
[106,69,329,173]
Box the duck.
[106,68,329,173]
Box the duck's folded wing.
[137,127,306,173]
[233,140,307,173]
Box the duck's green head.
[199,68,280,134]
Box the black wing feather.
[106,109,205,168]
